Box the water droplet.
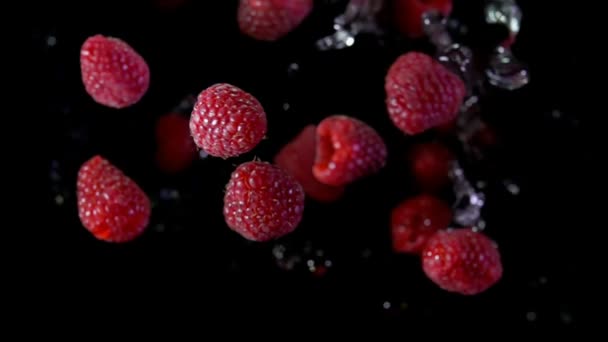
[47,35,57,47]
[504,180,520,195]
[160,188,180,200]
[486,46,529,90]
[50,170,61,182]
[485,0,522,35]
[451,161,485,226]
[361,248,372,259]
[54,195,64,206]
[273,244,286,260]
[287,63,300,78]
[526,311,537,322]
[199,150,209,159]
[315,0,383,50]
[382,301,391,310]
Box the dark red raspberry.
[156,113,198,173]
[238,0,313,41]
[394,0,453,38]
[80,34,150,109]
[274,125,344,202]
[385,52,465,135]
[409,142,454,191]
[190,83,267,158]
[391,194,452,254]
[422,229,503,295]
[313,115,387,186]
[224,161,305,242]
[77,156,151,243]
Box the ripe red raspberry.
[80,34,150,109]
[391,194,452,254]
[394,0,453,38]
[313,115,387,187]
[77,156,151,243]
[238,0,313,41]
[274,125,344,202]
[223,161,305,242]
[190,83,267,158]
[155,113,198,173]
[422,229,503,295]
[385,52,465,135]
[409,142,454,191]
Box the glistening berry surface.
[238,0,313,41]
[77,155,151,243]
[313,115,387,186]
[275,125,344,202]
[422,229,503,295]
[385,52,465,135]
[80,34,150,109]
[190,83,267,158]
[223,161,305,242]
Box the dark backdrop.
[34,0,587,332]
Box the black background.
[33,0,588,332]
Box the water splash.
[484,0,529,90]
[449,161,485,227]
[316,0,384,50]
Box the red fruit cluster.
[385,52,466,135]
[80,35,150,109]
[238,0,313,41]
[73,7,506,298]
[390,192,502,295]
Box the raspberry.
[394,0,453,38]
[190,83,267,158]
[77,156,151,243]
[385,52,465,135]
[80,34,150,109]
[313,115,387,186]
[238,0,313,41]
[155,113,198,173]
[274,125,344,202]
[422,229,503,295]
[391,194,452,254]
[223,161,305,242]
[409,142,454,191]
